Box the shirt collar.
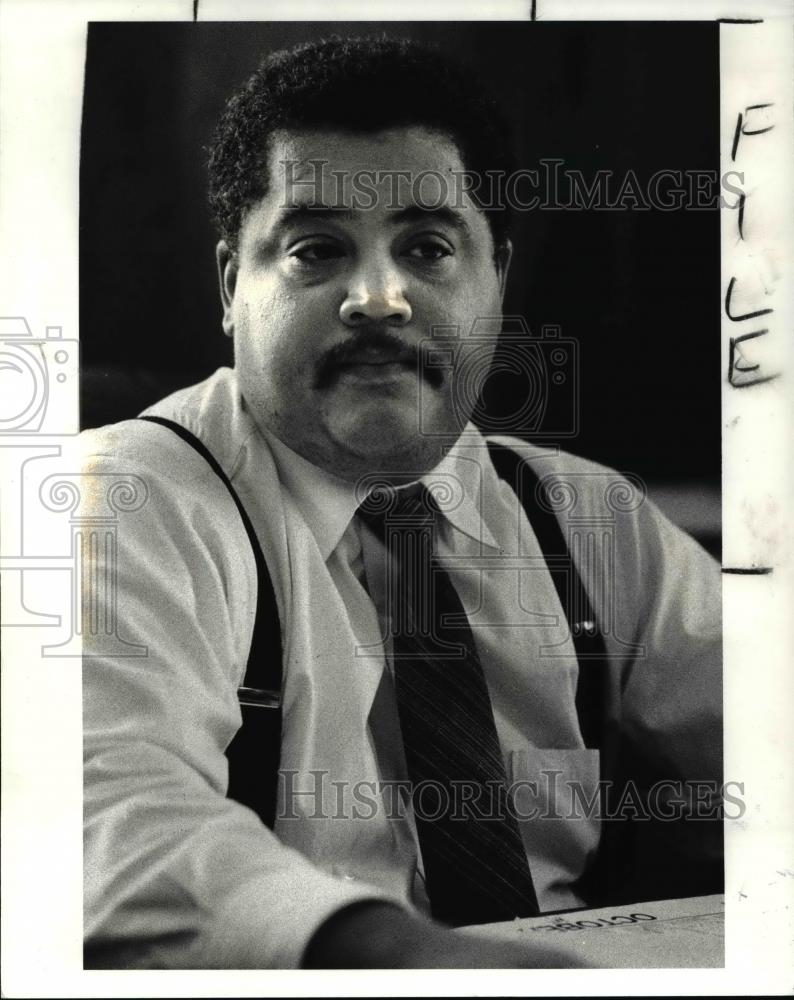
[419,425,499,551]
[261,428,361,562]
[262,422,499,562]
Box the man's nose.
[339,264,412,327]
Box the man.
[81,35,722,968]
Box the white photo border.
[1,0,792,995]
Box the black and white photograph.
[1,1,792,994]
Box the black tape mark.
[722,567,773,575]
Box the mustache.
[314,329,443,389]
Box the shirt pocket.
[507,746,602,908]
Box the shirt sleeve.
[613,489,722,784]
[82,436,404,969]
[602,480,724,896]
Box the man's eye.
[405,240,453,262]
[290,242,345,263]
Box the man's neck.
[262,430,463,487]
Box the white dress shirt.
[80,367,722,968]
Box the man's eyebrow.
[389,205,471,235]
[273,205,357,228]
[271,204,471,234]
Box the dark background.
[80,21,721,553]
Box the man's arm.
[508,445,723,904]
[603,481,724,901]
[617,489,722,781]
[82,441,398,968]
[82,435,585,969]
[301,901,585,968]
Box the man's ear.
[216,240,238,338]
[494,238,513,303]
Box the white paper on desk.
[458,894,725,968]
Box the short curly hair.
[207,35,517,252]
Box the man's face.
[217,126,510,482]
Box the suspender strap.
[486,442,607,750]
[138,415,283,828]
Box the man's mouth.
[336,347,416,370]
[335,356,417,383]
[314,333,443,389]
[338,347,417,368]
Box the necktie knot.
[357,482,439,541]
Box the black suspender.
[137,417,606,826]
[486,443,607,751]
[138,415,283,828]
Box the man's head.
[208,36,517,482]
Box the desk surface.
[458,894,724,968]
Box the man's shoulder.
[78,367,263,480]
[485,435,618,474]
[72,369,271,580]
[484,435,647,517]
[74,368,288,579]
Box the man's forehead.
[267,126,474,218]
[261,125,484,226]
[269,125,466,178]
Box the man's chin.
[334,422,421,463]
[326,406,453,475]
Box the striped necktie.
[358,483,539,926]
